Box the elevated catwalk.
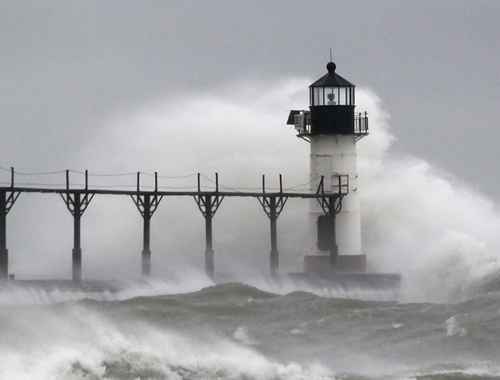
[1,169,364,282]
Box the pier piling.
[0,191,8,279]
[0,187,20,280]
[61,171,94,282]
[258,175,288,277]
[72,193,82,282]
[194,173,224,278]
[131,172,163,277]
[132,195,163,277]
[142,200,152,277]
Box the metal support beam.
[131,173,163,277]
[269,197,278,275]
[327,196,339,270]
[316,176,343,272]
[0,188,20,280]
[193,173,224,278]
[0,192,6,280]
[73,194,82,282]
[205,195,214,276]
[60,170,93,282]
[258,175,288,277]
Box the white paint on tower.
[309,134,361,256]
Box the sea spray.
[360,154,500,302]
[4,78,500,303]
[354,88,500,303]
[0,272,214,305]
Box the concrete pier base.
[304,254,367,275]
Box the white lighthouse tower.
[288,61,368,274]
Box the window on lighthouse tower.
[311,86,354,106]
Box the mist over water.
[2,78,500,378]
[82,78,500,303]
[3,77,500,302]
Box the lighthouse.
[287,61,368,274]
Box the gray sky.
[2,0,499,197]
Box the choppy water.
[3,81,500,379]
[1,278,499,380]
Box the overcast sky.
[2,0,499,198]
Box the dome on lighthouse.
[309,61,355,88]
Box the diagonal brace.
[60,192,94,217]
[4,191,20,216]
[131,194,163,218]
[315,176,343,216]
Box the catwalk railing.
[0,168,349,281]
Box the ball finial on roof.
[326,61,336,73]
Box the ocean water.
[3,84,500,379]
[0,277,499,380]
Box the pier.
[0,168,348,282]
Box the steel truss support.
[193,173,224,278]
[0,184,20,279]
[131,172,163,277]
[315,176,344,270]
[257,175,288,277]
[60,170,94,282]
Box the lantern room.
[309,62,355,106]
[309,61,356,135]
[287,61,368,139]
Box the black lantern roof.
[309,62,355,88]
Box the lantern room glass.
[310,86,354,106]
